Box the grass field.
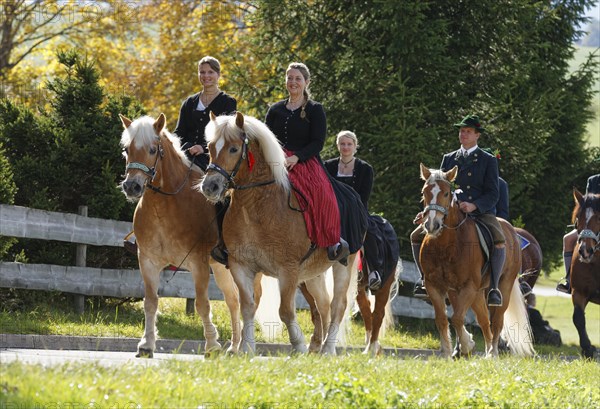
[2,352,599,408]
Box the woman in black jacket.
[174,55,236,171]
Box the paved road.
[532,285,571,298]
[1,348,208,367]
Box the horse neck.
[152,142,195,192]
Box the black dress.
[174,91,237,170]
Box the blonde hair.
[336,130,359,149]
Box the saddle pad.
[517,233,531,250]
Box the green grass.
[1,286,598,357]
[1,355,599,408]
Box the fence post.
[186,298,195,315]
[73,205,87,314]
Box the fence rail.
[0,204,439,320]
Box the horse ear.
[235,111,244,129]
[154,113,166,134]
[210,111,217,121]
[119,114,132,129]
[420,163,431,180]
[573,188,584,205]
[446,165,458,182]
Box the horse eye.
[149,146,157,155]
[444,192,449,197]
[229,146,239,154]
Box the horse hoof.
[582,346,597,360]
[136,348,153,358]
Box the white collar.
[461,145,478,155]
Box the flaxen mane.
[204,114,289,190]
[120,116,189,164]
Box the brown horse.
[418,164,534,358]
[200,112,359,354]
[570,189,600,359]
[119,114,243,357]
[515,227,543,289]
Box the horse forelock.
[120,116,189,164]
[574,193,600,225]
[209,114,290,190]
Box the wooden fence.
[0,204,439,320]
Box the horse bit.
[206,132,275,190]
[126,136,193,196]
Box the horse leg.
[191,261,221,354]
[211,261,241,354]
[572,292,596,359]
[447,290,476,358]
[470,292,494,357]
[321,262,354,355]
[367,283,393,356]
[489,305,506,358]
[428,286,452,358]
[356,288,373,351]
[228,262,257,354]
[278,274,308,354]
[303,275,331,353]
[137,257,161,358]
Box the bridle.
[423,178,468,230]
[576,216,600,254]
[125,135,193,196]
[206,132,275,191]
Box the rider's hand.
[459,201,477,213]
[285,155,299,170]
[413,211,424,225]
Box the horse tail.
[501,277,536,357]
[254,275,284,339]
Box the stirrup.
[211,245,229,267]
[487,288,503,307]
[413,281,429,300]
[556,281,571,294]
[123,231,137,255]
[368,271,382,291]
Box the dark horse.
[570,189,600,359]
[418,164,534,358]
[515,227,543,289]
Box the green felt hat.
[454,114,485,133]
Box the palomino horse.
[570,189,600,359]
[119,114,244,357]
[200,112,360,354]
[515,227,543,289]
[418,164,534,358]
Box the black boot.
[556,251,573,294]
[487,247,505,307]
[328,237,350,265]
[211,199,230,267]
[411,242,428,299]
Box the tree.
[0,49,143,266]
[247,0,599,267]
[0,141,17,258]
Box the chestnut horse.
[200,112,360,354]
[119,114,244,357]
[418,164,534,358]
[515,227,543,289]
[570,189,600,359]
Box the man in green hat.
[411,114,505,306]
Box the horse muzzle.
[423,218,443,237]
[121,178,145,200]
[200,173,226,203]
[577,242,597,263]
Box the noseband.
[578,226,600,253]
[206,133,275,190]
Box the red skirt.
[287,153,340,247]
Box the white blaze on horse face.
[214,137,225,157]
[585,207,593,226]
[425,180,443,232]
